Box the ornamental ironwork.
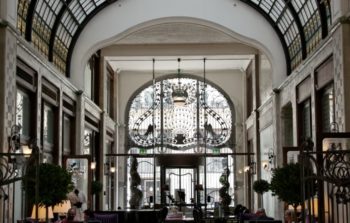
[300,136,350,223]
[128,77,233,150]
[301,142,350,204]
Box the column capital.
[0,1,17,28]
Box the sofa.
[244,220,282,223]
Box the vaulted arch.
[17,0,331,76]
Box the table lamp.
[53,200,71,217]
[31,204,54,221]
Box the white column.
[331,0,350,22]
[0,0,17,27]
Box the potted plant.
[91,180,103,195]
[253,179,270,207]
[219,167,232,214]
[25,163,73,222]
[253,179,270,206]
[270,163,316,221]
[129,157,143,209]
[253,179,270,195]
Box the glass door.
[165,168,195,205]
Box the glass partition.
[125,154,236,211]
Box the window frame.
[41,78,59,163]
[106,64,114,119]
[16,58,37,144]
[297,97,312,146]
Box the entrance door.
[164,168,196,205]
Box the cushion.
[94,213,118,223]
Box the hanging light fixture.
[172,58,188,106]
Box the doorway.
[164,167,196,205]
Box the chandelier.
[172,58,188,106]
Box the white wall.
[70,0,286,89]
[259,54,273,106]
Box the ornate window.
[127,76,234,152]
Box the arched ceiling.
[17,0,331,76]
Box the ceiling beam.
[25,0,38,41]
[101,43,258,57]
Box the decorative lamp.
[90,161,96,170]
[110,165,116,173]
[172,58,188,106]
[22,145,32,158]
[31,204,54,221]
[172,87,188,106]
[262,161,269,170]
[53,200,71,215]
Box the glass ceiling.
[17,0,117,74]
[17,0,331,75]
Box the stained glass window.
[128,77,233,152]
[17,0,30,36]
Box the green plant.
[129,157,143,209]
[253,179,270,195]
[25,163,73,221]
[91,180,103,195]
[219,168,232,212]
[270,162,316,208]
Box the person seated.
[83,209,95,222]
[284,209,296,223]
[239,207,255,221]
[61,208,76,223]
[253,208,274,220]
[177,191,185,203]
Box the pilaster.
[76,91,85,154]
[332,21,350,131]
[0,0,17,27]
[331,0,350,22]
[341,22,350,131]
[99,111,107,210]
[0,22,17,152]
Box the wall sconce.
[90,160,96,170]
[110,163,116,173]
[104,162,116,175]
[22,145,32,158]
[262,161,269,170]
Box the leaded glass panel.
[247,0,303,70]
[32,0,64,57]
[128,77,232,151]
[292,0,322,55]
[17,0,30,36]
